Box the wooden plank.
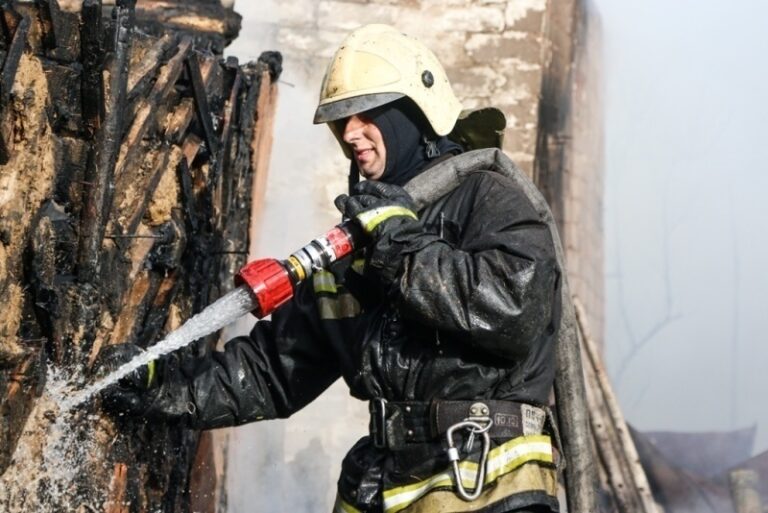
[575,299,663,513]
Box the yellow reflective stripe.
[382,435,553,513]
[317,294,361,320]
[351,258,366,275]
[146,360,156,388]
[356,206,417,233]
[312,270,337,294]
[334,495,362,513]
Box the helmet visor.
[313,93,404,124]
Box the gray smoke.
[594,0,768,453]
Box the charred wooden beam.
[34,0,79,62]
[77,0,134,282]
[186,51,218,162]
[1,14,30,99]
[211,60,241,228]
[0,14,28,164]
[164,57,215,145]
[134,1,241,52]
[112,37,190,191]
[138,270,180,347]
[0,1,20,45]
[126,32,175,100]
[80,0,103,137]
[34,0,57,49]
[178,135,202,233]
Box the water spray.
[61,221,363,410]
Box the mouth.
[355,148,373,163]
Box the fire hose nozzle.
[234,221,361,318]
[235,258,294,318]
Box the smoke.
[595,0,768,453]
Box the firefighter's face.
[341,114,386,180]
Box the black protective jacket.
[148,149,563,512]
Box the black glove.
[93,343,161,417]
[335,181,423,285]
[334,181,419,239]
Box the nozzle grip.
[235,259,294,318]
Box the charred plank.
[35,0,80,62]
[126,32,176,101]
[80,0,104,137]
[77,0,134,283]
[0,2,21,46]
[186,52,218,161]
[0,15,29,164]
[113,37,191,186]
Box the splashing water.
[0,367,106,513]
[59,285,256,411]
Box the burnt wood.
[0,2,281,511]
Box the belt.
[369,398,548,450]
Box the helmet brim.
[313,93,405,124]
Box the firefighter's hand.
[334,181,418,239]
[336,181,423,285]
[93,343,160,417]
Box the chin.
[360,167,384,181]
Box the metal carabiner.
[445,419,493,501]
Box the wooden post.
[729,469,763,513]
[248,62,280,256]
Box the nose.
[342,115,365,144]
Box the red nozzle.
[235,259,294,318]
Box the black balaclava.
[348,98,462,189]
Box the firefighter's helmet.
[313,24,462,138]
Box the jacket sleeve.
[383,172,560,360]
[145,281,340,429]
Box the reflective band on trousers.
[313,270,338,294]
[383,435,553,513]
[356,206,418,233]
[313,270,361,319]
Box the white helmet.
[314,24,462,138]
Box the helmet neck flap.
[349,98,463,188]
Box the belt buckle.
[371,398,387,449]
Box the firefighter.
[99,24,563,513]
